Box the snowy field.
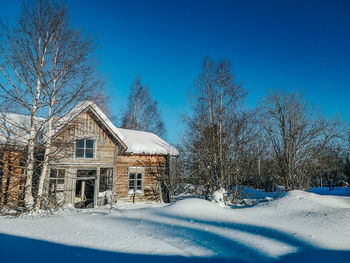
[0,190,349,263]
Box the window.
[99,168,113,192]
[49,169,65,198]
[75,139,94,158]
[128,172,143,194]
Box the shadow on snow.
[1,211,349,263]
[151,211,350,263]
[0,232,244,263]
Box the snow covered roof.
[73,101,178,155]
[0,112,45,146]
[118,128,179,156]
[83,101,128,147]
[0,101,179,156]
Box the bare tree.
[33,1,106,213]
[260,90,342,190]
[165,144,189,199]
[0,0,62,208]
[343,131,350,185]
[314,131,350,190]
[121,75,165,137]
[182,57,246,198]
[0,0,106,212]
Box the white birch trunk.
[24,113,37,209]
[33,110,53,213]
[24,72,42,209]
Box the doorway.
[75,170,96,208]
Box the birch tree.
[0,0,105,211]
[31,1,104,213]
[183,57,246,198]
[0,0,61,208]
[121,75,165,137]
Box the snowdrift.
[0,190,349,262]
[259,190,350,210]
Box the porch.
[49,167,114,208]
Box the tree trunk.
[24,38,44,210]
[33,107,53,213]
[24,111,38,210]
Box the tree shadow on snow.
[104,216,269,262]
[1,214,349,263]
[0,232,244,263]
[152,211,350,263]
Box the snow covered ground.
[0,190,349,262]
[309,186,350,196]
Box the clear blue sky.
[1,0,349,143]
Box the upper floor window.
[76,139,94,158]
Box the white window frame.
[128,167,144,195]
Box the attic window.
[76,139,94,158]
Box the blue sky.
[1,0,349,143]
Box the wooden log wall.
[0,149,24,209]
[116,155,167,202]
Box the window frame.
[128,168,144,195]
[75,138,95,159]
[48,169,65,197]
[99,168,114,192]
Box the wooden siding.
[115,155,167,201]
[0,149,24,208]
[52,111,119,165]
[52,110,168,203]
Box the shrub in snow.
[27,195,34,209]
[105,190,113,204]
[184,183,195,192]
[98,190,114,205]
[0,206,18,215]
[62,203,74,210]
[211,188,227,207]
[275,185,286,193]
[226,186,286,207]
[172,184,197,201]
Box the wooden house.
[0,112,39,209]
[0,102,178,209]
